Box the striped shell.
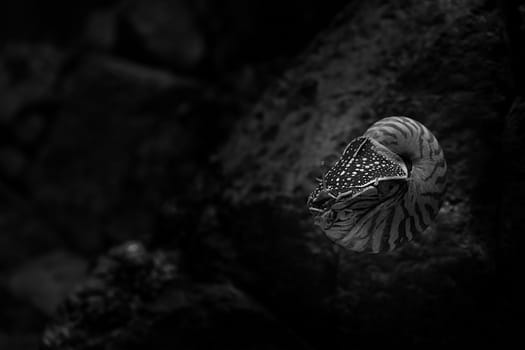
[307,116,447,253]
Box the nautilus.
[307,116,447,253]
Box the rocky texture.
[42,242,312,350]
[218,0,502,206]
[42,242,177,349]
[215,0,511,347]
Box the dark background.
[0,0,522,349]
[0,1,349,348]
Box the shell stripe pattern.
[356,116,446,251]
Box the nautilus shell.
[307,116,447,253]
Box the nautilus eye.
[307,116,447,253]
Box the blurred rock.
[8,251,88,316]
[143,283,312,350]
[24,50,240,254]
[13,112,46,145]
[123,0,205,69]
[42,242,177,349]
[0,44,64,123]
[42,241,311,350]
[0,332,40,350]
[84,9,118,51]
[0,283,47,334]
[28,54,196,253]
[85,54,199,89]
[0,205,65,273]
[0,146,27,178]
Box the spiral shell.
[307,116,447,253]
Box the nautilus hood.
[307,136,408,210]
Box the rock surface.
[42,242,312,350]
[215,0,509,347]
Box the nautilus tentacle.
[307,116,446,253]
